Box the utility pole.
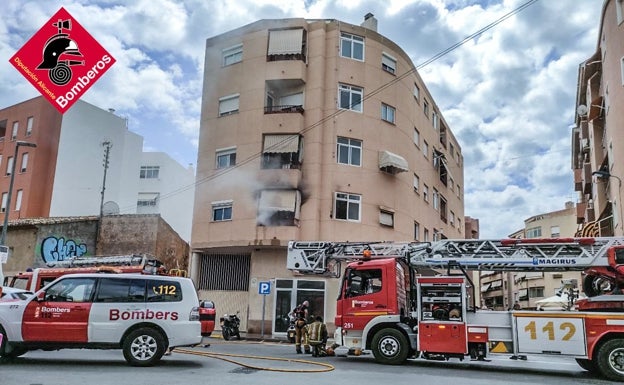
[95,141,112,254]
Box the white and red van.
[0,273,202,366]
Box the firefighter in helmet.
[292,300,310,354]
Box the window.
[621,56,624,85]
[379,210,394,227]
[26,117,33,136]
[1,192,7,213]
[147,279,182,302]
[11,121,18,140]
[413,128,420,147]
[423,100,429,118]
[345,268,382,298]
[433,189,439,210]
[262,134,302,169]
[95,278,146,303]
[381,103,395,123]
[337,137,362,166]
[338,84,363,112]
[413,174,419,193]
[44,277,96,303]
[526,226,542,238]
[424,228,429,242]
[334,192,361,221]
[381,53,396,74]
[413,83,420,101]
[257,189,300,226]
[212,201,233,221]
[267,28,305,61]
[423,141,428,158]
[550,225,560,238]
[6,156,13,176]
[137,193,159,212]
[139,166,159,179]
[432,111,438,130]
[219,94,240,116]
[450,211,455,226]
[20,152,28,172]
[423,184,429,202]
[618,0,624,25]
[340,32,364,61]
[222,44,243,66]
[414,222,420,241]
[528,286,545,299]
[15,189,22,211]
[216,147,236,169]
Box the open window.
[257,189,300,226]
[261,134,303,169]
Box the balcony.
[257,167,302,190]
[264,105,304,114]
[574,168,582,191]
[576,201,586,224]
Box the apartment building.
[0,96,194,241]
[479,202,583,310]
[573,0,624,236]
[190,15,465,336]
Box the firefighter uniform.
[293,301,310,353]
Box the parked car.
[0,286,33,301]
[199,300,216,336]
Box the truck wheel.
[575,358,598,374]
[371,328,409,365]
[596,338,624,381]
[122,327,166,367]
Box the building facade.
[0,96,194,241]
[479,202,583,310]
[190,16,465,335]
[573,0,624,236]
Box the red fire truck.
[4,254,166,292]
[287,237,624,381]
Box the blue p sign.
[259,281,271,295]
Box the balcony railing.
[264,105,304,114]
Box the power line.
[117,0,541,214]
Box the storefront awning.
[490,280,502,289]
[379,151,408,174]
[480,284,491,293]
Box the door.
[22,277,96,343]
[340,267,387,331]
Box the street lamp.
[0,141,37,285]
[592,170,624,234]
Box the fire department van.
[0,273,202,366]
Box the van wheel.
[123,327,166,367]
[596,338,624,381]
[371,328,409,365]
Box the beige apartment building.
[478,202,583,310]
[573,0,624,237]
[190,15,465,336]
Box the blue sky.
[0,0,603,238]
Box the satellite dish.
[577,104,588,117]
[102,201,120,215]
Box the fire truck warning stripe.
[352,311,389,316]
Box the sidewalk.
[207,332,290,343]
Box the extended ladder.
[287,237,624,275]
[48,254,157,268]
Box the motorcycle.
[220,312,241,341]
[286,314,296,343]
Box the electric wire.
[115,0,541,215]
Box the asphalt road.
[0,337,616,385]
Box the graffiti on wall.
[41,236,87,265]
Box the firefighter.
[307,315,328,357]
[292,300,310,354]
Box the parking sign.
[259,281,271,295]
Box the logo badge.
[9,7,115,113]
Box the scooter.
[220,312,241,341]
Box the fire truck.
[287,237,624,381]
[4,254,167,292]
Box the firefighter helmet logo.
[36,18,84,86]
[9,7,115,113]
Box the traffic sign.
[259,281,271,295]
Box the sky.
[0,0,604,239]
